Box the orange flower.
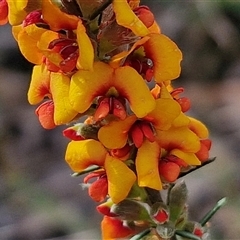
[101,216,135,240]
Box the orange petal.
[144,33,182,82]
[0,0,8,25]
[146,98,181,130]
[188,117,209,139]
[156,127,201,153]
[170,149,201,166]
[101,216,135,240]
[42,0,79,31]
[98,115,137,149]
[28,64,51,105]
[65,139,107,172]
[17,24,46,64]
[114,66,156,118]
[105,155,136,203]
[35,100,56,129]
[112,0,149,37]
[88,177,108,202]
[76,22,94,71]
[136,140,162,190]
[148,21,161,34]
[69,62,113,113]
[50,73,78,125]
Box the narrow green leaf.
[175,230,201,240]
[71,166,101,177]
[200,197,227,226]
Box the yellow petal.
[76,22,94,71]
[50,73,78,125]
[144,34,182,82]
[112,0,149,37]
[156,127,201,153]
[172,113,190,128]
[170,149,201,166]
[105,155,136,203]
[28,64,51,105]
[7,0,27,25]
[98,115,137,149]
[114,66,156,118]
[188,117,209,139]
[17,25,46,64]
[69,62,113,113]
[136,140,162,190]
[42,0,79,31]
[65,139,107,172]
[146,98,181,130]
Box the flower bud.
[150,202,169,224]
[159,161,181,182]
[156,222,175,239]
[133,6,154,28]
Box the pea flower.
[0,0,221,239]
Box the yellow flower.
[110,33,182,83]
[98,86,181,190]
[65,139,136,203]
[69,61,156,118]
[28,64,78,125]
[13,21,93,72]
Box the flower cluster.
[1,0,217,239]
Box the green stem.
[200,197,227,226]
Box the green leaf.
[200,197,227,226]
[71,166,101,177]
[111,199,151,221]
[175,230,201,240]
[168,181,188,223]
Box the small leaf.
[111,199,151,221]
[71,166,101,177]
[168,181,188,223]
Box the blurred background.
[1,1,240,239]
